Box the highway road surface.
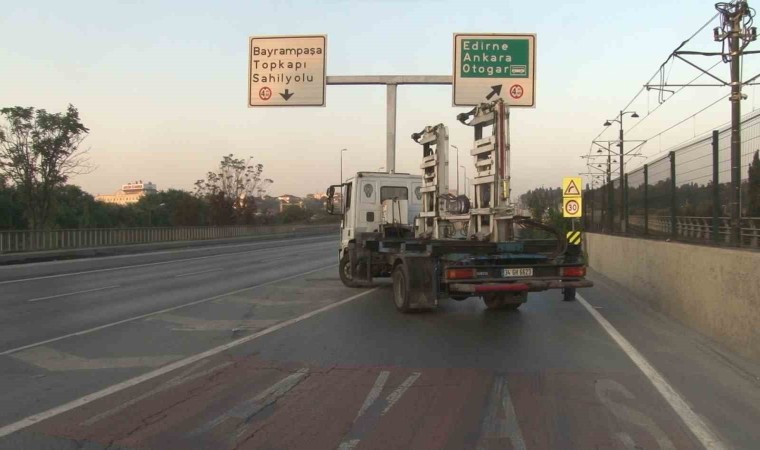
[0,234,758,449]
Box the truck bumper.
[449,279,594,294]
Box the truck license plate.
[502,268,533,277]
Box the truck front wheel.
[392,265,412,313]
[339,254,361,288]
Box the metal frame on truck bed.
[326,99,592,312]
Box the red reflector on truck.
[447,268,476,279]
[561,266,586,277]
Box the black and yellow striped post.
[566,230,582,246]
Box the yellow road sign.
[566,230,582,245]
[562,177,582,197]
[563,197,582,218]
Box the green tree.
[135,189,207,226]
[194,154,272,225]
[0,105,91,229]
[278,206,310,224]
[0,176,27,229]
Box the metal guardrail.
[0,224,337,254]
[627,215,760,247]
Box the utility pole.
[606,145,614,231]
[618,111,625,231]
[716,1,755,244]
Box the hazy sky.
[3,0,759,198]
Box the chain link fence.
[584,111,760,248]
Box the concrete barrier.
[0,225,337,266]
[584,233,760,360]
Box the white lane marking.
[174,268,223,278]
[193,368,310,437]
[81,360,232,426]
[12,346,181,371]
[576,294,728,450]
[382,372,421,415]
[337,371,418,450]
[0,287,378,438]
[146,314,280,332]
[0,265,332,356]
[595,378,675,450]
[0,237,334,285]
[476,375,526,450]
[25,285,120,303]
[337,439,361,450]
[336,371,390,450]
[0,234,331,271]
[616,432,639,450]
[355,371,390,420]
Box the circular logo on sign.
[565,200,579,215]
[259,87,272,101]
[363,184,374,198]
[509,85,524,99]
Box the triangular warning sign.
[564,180,580,196]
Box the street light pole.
[340,148,348,208]
[604,111,637,232]
[452,145,460,195]
[460,165,467,197]
[340,148,348,184]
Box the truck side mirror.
[325,185,341,215]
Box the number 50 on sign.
[563,197,582,218]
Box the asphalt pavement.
[0,235,758,449]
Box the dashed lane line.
[26,285,120,303]
[0,265,332,356]
[0,287,379,438]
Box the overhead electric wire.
[589,12,720,145]
[626,60,724,135]
[640,93,730,157]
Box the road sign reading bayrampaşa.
[453,33,536,107]
[248,35,326,107]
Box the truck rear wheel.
[483,292,525,310]
[562,287,576,302]
[392,264,412,313]
[339,254,361,288]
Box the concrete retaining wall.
[585,233,760,360]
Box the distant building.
[95,180,157,205]
[278,194,304,212]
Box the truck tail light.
[447,268,476,280]
[561,266,586,277]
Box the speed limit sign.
[563,197,582,218]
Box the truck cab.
[333,171,422,257]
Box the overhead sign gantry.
[452,33,536,107]
[247,33,537,172]
[248,35,327,107]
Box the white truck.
[325,99,592,312]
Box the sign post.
[453,33,536,107]
[562,177,583,219]
[248,35,326,107]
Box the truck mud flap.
[403,256,437,309]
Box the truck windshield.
[381,186,408,201]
